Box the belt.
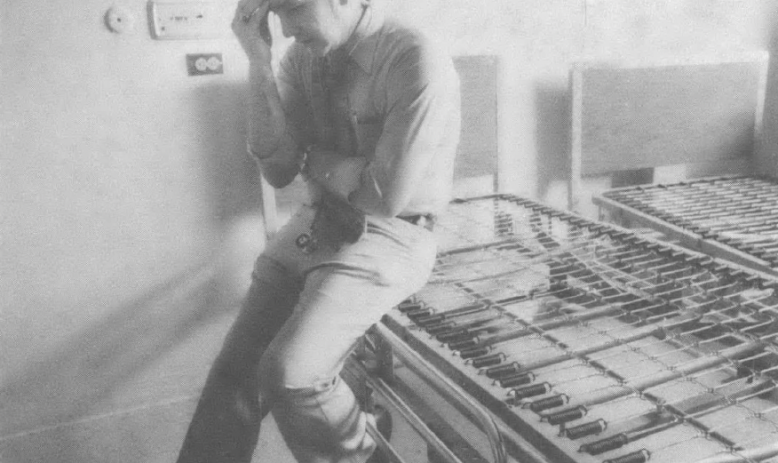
[398,214,436,231]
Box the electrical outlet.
[186,53,223,76]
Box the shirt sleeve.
[349,38,460,217]
[276,44,316,151]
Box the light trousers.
[177,204,437,463]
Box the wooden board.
[569,52,769,211]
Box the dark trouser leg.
[176,267,302,463]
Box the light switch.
[149,1,224,40]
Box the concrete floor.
[0,299,482,463]
[0,309,429,463]
[0,335,440,463]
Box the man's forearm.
[247,63,301,187]
[304,147,366,202]
[305,148,402,217]
[307,155,399,218]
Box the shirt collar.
[344,5,384,74]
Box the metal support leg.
[346,323,508,463]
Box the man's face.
[271,0,354,56]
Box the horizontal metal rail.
[345,357,467,463]
[373,323,508,463]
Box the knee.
[257,349,336,398]
[257,348,295,394]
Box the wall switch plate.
[186,53,223,76]
[149,1,224,40]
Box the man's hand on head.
[232,0,273,63]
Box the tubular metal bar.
[345,358,466,463]
[365,423,405,463]
[577,380,776,455]
[557,366,773,429]
[391,194,778,462]
[373,322,508,463]
[692,441,778,463]
[596,176,778,273]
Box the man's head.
[270,0,369,56]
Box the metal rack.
[362,194,778,463]
[594,176,778,277]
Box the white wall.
[387,0,778,214]
[1,0,256,369]
[1,0,259,451]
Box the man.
[176,0,460,461]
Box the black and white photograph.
[4,1,778,463]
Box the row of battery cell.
[393,195,778,463]
[601,176,778,267]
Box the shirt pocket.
[354,115,383,159]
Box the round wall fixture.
[105,6,134,34]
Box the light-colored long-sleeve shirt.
[275,7,461,217]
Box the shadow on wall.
[533,83,571,203]
[761,20,778,174]
[0,84,270,462]
[532,75,701,208]
[533,82,653,207]
[0,254,241,457]
[195,81,265,224]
